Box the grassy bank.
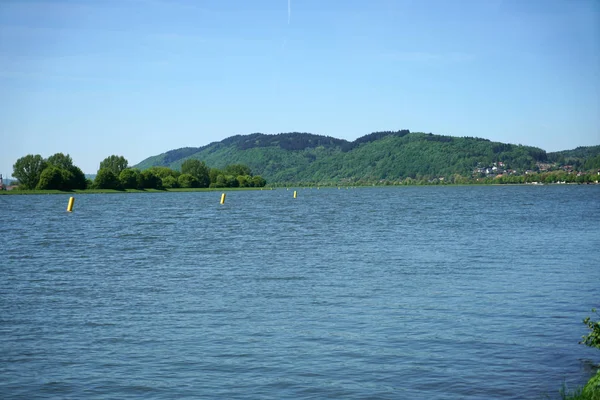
[561,370,600,400]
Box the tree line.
[274,169,599,187]
[10,153,266,190]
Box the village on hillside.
[474,161,597,177]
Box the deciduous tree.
[47,153,73,170]
[37,166,64,190]
[147,166,180,179]
[224,164,251,177]
[181,159,210,187]
[99,155,128,176]
[46,153,86,190]
[251,175,266,187]
[178,173,200,188]
[12,154,47,189]
[141,170,163,189]
[161,175,179,188]
[119,168,142,189]
[66,166,87,190]
[94,168,120,189]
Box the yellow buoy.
[293,190,297,199]
[220,193,226,204]
[67,196,75,212]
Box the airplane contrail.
[288,0,291,24]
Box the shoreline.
[1,182,598,195]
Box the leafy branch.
[580,308,600,350]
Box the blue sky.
[1,0,599,176]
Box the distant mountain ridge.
[134,131,600,184]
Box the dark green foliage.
[341,129,410,151]
[178,173,200,188]
[225,132,348,151]
[560,309,600,400]
[119,168,142,189]
[209,168,221,183]
[163,147,201,164]
[549,145,600,161]
[181,159,210,187]
[224,164,252,177]
[40,153,85,190]
[36,166,64,190]
[134,132,348,170]
[225,175,239,187]
[584,155,600,170]
[581,308,600,349]
[294,133,545,183]
[508,171,598,184]
[210,174,238,188]
[147,166,180,179]
[204,163,265,188]
[66,166,88,190]
[134,131,566,185]
[548,146,600,171]
[559,376,600,400]
[234,174,267,187]
[161,175,179,188]
[251,175,266,187]
[210,174,227,188]
[47,153,73,170]
[140,170,163,190]
[12,154,48,189]
[236,175,249,187]
[94,168,121,189]
[99,155,128,176]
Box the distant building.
[0,174,4,190]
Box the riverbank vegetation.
[7,153,266,192]
[561,309,600,400]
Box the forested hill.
[134,131,598,184]
[548,145,600,170]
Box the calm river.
[1,185,599,399]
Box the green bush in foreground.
[560,372,600,400]
[581,309,600,350]
[561,309,600,399]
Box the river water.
[1,186,599,399]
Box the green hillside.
[548,145,600,160]
[134,131,598,184]
[548,145,600,170]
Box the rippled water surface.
[1,186,599,399]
